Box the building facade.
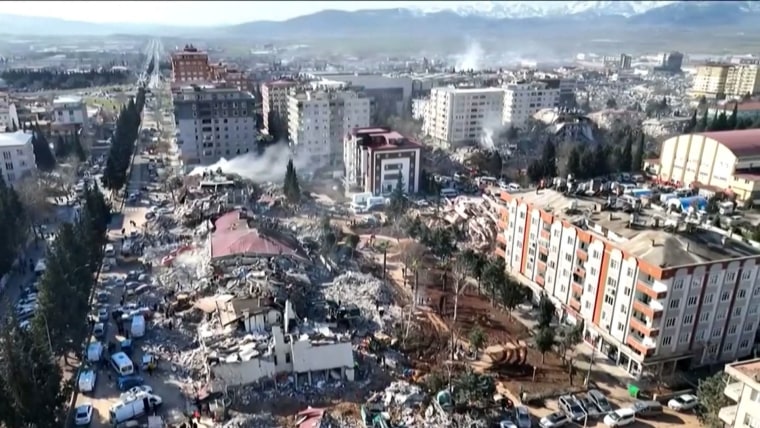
[619,54,632,70]
[173,84,257,166]
[691,64,760,99]
[658,129,760,204]
[691,64,731,98]
[0,102,18,130]
[51,95,88,134]
[0,131,36,184]
[503,82,561,128]
[492,188,760,378]
[725,65,760,98]
[721,358,760,428]
[343,127,422,195]
[171,45,211,84]
[287,88,371,168]
[422,87,505,147]
[261,80,298,140]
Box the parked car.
[579,394,604,418]
[93,323,105,338]
[74,403,93,426]
[588,389,614,414]
[558,395,587,422]
[97,307,109,322]
[603,408,636,427]
[117,375,145,391]
[631,400,663,418]
[120,384,154,400]
[539,411,569,428]
[514,405,532,428]
[667,394,698,411]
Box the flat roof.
[53,95,83,105]
[502,189,760,268]
[726,358,760,384]
[433,86,505,94]
[0,131,32,147]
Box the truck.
[109,391,162,423]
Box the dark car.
[588,389,614,414]
[117,375,144,391]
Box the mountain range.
[1,1,759,40]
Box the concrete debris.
[221,413,277,428]
[322,272,402,332]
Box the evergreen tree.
[283,159,300,204]
[541,140,557,178]
[707,110,719,131]
[10,119,17,132]
[729,103,739,130]
[687,109,697,132]
[386,175,409,219]
[30,126,55,171]
[632,132,645,172]
[715,111,729,131]
[619,132,633,172]
[72,129,86,162]
[566,146,581,178]
[696,108,709,132]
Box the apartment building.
[721,358,760,428]
[503,82,561,128]
[691,64,760,98]
[619,54,632,70]
[422,87,505,147]
[343,127,421,195]
[171,45,211,84]
[51,95,88,134]
[261,80,298,139]
[287,88,371,168]
[0,131,36,184]
[658,129,760,205]
[0,102,18,130]
[304,73,412,118]
[173,84,256,166]
[492,188,760,378]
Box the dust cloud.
[188,143,311,183]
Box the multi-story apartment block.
[657,129,760,205]
[51,95,88,134]
[721,358,760,428]
[503,82,561,128]
[173,84,256,166]
[491,188,760,378]
[171,45,211,84]
[287,88,371,168]
[690,64,760,98]
[691,64,731,98]
[422,87,505,147]
[411,98,428,121]
[0,102,18,130]
[619,54,632,70]
[725,65,760,98]
[261,80,298,139]
[0,131,36,183]
[343,127,421,195]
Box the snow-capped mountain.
[416,1,674,19]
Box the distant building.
[0,131,36,184]
[172,84,256,166]
[619,54,632,70]
[287,87,371,168]
[261,80,298,139]
[0,102,18,130]
[304,73,412,120]
[343,127,422,195]
[691,64,760,99]
[422,86,505,147]
[171,45,211,84]
[51,95,88,134]
[503,82,561,128]
[411,98,428,121]
[655,51,683,73]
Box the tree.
[0,68,131,91]
[605,98,617,109]
[687,109,697,132]
[557,323,584,364]
[619,132,633,172]
[498,277,526,319]
[537,292,555,328]
[696,372,732,428]
[53,134,69,159]
[482,257,506,305]
[468,326,486,355]
[542,140,557,178]
[535,327,556,364]
[283,158,301,204]
[386,174,409,221]
[31,126,56,171]
[0,174,28,280]
[345,233,360,258]
[695,108,709,132]
[729,103,739,130]
[566,145,582,178]
[632,132,645,173]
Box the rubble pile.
[323,272,401,331]
[222,413,277,428]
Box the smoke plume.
[188,143,311,183]
[455,41,484,71]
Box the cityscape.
[1,1,760,427]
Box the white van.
[603,407,636,427]
[131,315,145,338]
[109,392,162,423]
[507,183,521,191]
[110,352,135,376]
[87,342,104,363]
[78,369,97,393]
[105,244,116,257]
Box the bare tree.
[400,241,427,341]
[15,175,54,239]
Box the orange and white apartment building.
[491,188,760,378]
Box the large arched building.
[658,129,760,205]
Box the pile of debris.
[322,272,401,332]
[221,412,277,428]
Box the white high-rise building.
[422,87,505,147]
[502,82,560,128]
[287,88,371,168]
[0,102,18,131]
[0,131,36,184]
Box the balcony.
[540,229,551,240]
[576,248,588,261]
[575,265,586,277]
[724,381,743,402]
[626,334,656,357]
[538,245,549,255]
[569,299,581,311]
[629,316,659,337]
[536,275,545,287]
[632,298,664,318]
[571,281,583,294]
[718,405,737,426]
[636,278,668,299]
[537,260,547,272]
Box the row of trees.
[102,89,145,192]
[0,183,111,427]
[1,69,131,91]
[687,104,760,133]
[54,132,86,162]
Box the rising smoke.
[455,41,485,71]
[188,143,312,183]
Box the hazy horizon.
[0,1,570,27]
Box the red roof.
[698,129,760,157]
[351,127,423,151]
[210,211,305,260]
[296,407,325,428]
[724,101,760,112]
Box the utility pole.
[585,337,597,386]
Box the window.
[610,260,618,269]
[751,305,758,315]
[696,330,706,341]
[746,322,755,332]
[619,304,627,314]
[726,272,737,282]
[665,317,676,328]
[755,286,760,297]
[624,287,631,296]
[712,327,722,337]
[724,342,734,352]
[700,312,709,322]
[626,267,634,277]
[691,279,701,289]
[662,336,672,346]
[704,293,714,304]
[683,314,694,325]
[565,253,572,262]
[740,339,751,350]
[607,278,618,288]
[679,332,691,344]
[604,295,614,305]
[716,310,726,321]
[728,324,737,335]
[687,296,698,306]
[739,288,747,299]
[742,270,752,281]
[709,275,718,285]
[721,291,731,302]
[617,322,625,331]
[669,299,680,309]
[735,307,742,317]
[674,279,684,290]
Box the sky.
[0,1,565,26]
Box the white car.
[667,394,698,411]
[539,411,569,428]
[74,403,93,425]
[120,384,154,400]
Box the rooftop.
[501,189,760,268]
[696,129,760,158]
[433,86,505,94]
[723,101,760,112]
[351,127,422,151]
[0,130,32,147]
[726,358,760,384]
[210,210,307,261]
[53,95,83,105]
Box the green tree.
[468,326,486,354]
[557,323,584,364]
[283,158,301,204]
[707,110,719,131]
[729,103,739,130]
[537,292,555,328]
[345,233,360,258]
[498,277,526,319]
[632,132,645,173]
[605,98,617,109]
[535,327,556,364]
[619,132,633,172]
[386,174,409,220]
[687,109,697,132]
[566,145,582,178]
[696,372,731,428]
